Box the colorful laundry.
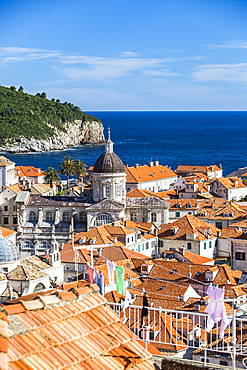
[107,260,115,290]
[115,265,124,295]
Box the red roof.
[0,285,155,370]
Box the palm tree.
[44,167,61,187]
[59,155,75,189]
[74,159,87,183]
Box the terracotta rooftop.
[126,164,177,184]
[217,177,246,189]
[158,214,219,241]
[3,184,23,194]
[176,165,221,174]
[0,156,14,167]
[0,284,155,370]
[163,249,214,265]
[126,188,154,198]
[0,227,16,238]
[15,165,44,178]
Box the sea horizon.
[4,111,247,178]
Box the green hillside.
[0,86,101,141]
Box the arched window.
[39,241,50,249]
[151,213,157,222]
[21,241,34,250]
[93,214,114,227]
[33,283,45,292]
[62,212,70,222]
[46,212,53,222]
[29,212,36,222]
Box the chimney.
[179,247,184,256]
[98,248,103,257]
[154,160,159,167]
[135,164,139,169]
[149,161,153,168]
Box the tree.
[18,86,24,93]
[41,92,46,99]
[10,86,16,91]
[74,159,87,182]
[44,167,61,187]
[59,155,75,189]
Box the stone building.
[14,131,169,256]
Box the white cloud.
[206,41,247,49]
[192,63,247,82]
[119,51,140,57]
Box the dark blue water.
[5,111,247,176]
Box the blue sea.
[5,111,247,177]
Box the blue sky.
[1,0,247,110]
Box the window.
[29,212,36,222]
[188,211,192,215]
[187,242,192,250]
[130,212,137,222]
[220,360,228,366]
[62,212,70,222]
[151,213,156,222]
[146,242,149,249]
[13,205,17,212]
[22,241,34,250]
[236,252,245,261]
[204,242,207,249]
[3,217,8,225]
[127,237,129,244]
[142,243,144,251]
[216,221,222,229]
[93,213,113,226]
[116,185,121,196]
[175,211,180,218]
[46,212,53,222]
[13,216,18,224]
[132,236,134,242]
[79,212,87,222]
[40,241,50,249]
[2,267,8,273]
[201,358,209,363]
[138,245,141,252]
[105,186,110,198]
[4,206,8,211]
[209,241,212,248]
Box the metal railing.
[107,302,247,369]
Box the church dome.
[93,129,125,174]
[0,231,20,264]
[93,152,125,173]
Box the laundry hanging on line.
[87,265,94,284]
[205,285,232,339]
[123,289,136,324]
[107,259,115,290]
[115,265,124,295]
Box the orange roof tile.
[15,166,44,178]
[1,285,155,370]
[0,227,15,237]
[217,177,246,189]
[126,164,177,184]
[158,214,219,241]
[176,165,221,174]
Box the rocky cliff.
[0,120,105,153]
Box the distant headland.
[0,86,105,153]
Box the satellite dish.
[126,262,131,268]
